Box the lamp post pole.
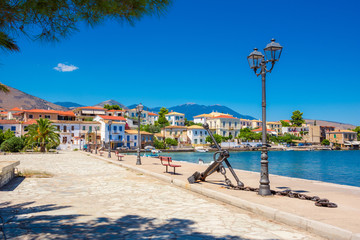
[136,103,144,165]
[108,120,112,158]
[247,39,283,196]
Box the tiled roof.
[99,116,127,121]
[193,114,211,118]
[148,112,158,116]
[281,120,291,123]
[165,112,184,116]
[125,130,153,135]
[164,126,187,129]
[107,109,125,112]
[187,125,204,129]
[9,107,22,111]
[252,128,275,132]
[51,120,100,124]
[22,109,75,116]
[23,119,38,125]
[0,120,19,124]
[329,130,356,133]
[211,115,237,119]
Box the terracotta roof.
[193,114,211,118]
[22,109,75,116]
[125,130,153,135]
[51,120,100,124]
[0,120,19,124]
[76,106,106,110]
[107,109,125,112]
[252,128,275,132]
[0,112,8,115]
[148,112,158,116]
[211,115,237,119]
[165,112,184,116]
[23,119,38,125]
[187,125,204,129]
[99,116,127,121]
[164,126,187,129]
[281,120,291,123]
[9,107,22,111]
[329,130,356,133]
[154,133,164,137]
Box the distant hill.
[129,103,256,120]
[306,119,356,130]
[0,85,68,111]
[94,100,128,110]
[54,102,84,109]
[127,104,151,110]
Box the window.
[113,126,117,132]
[132,113,135,117]
[45,115,50,119]
[71,126,74,131]
[223,122,225,127]
[29,114,33,119]
[119,126,123,131]
[134,142,137,147]
[0,126,3,130]
[57,126,60,131]
[194,139,198,144]
[223,131,226,136]
[39,115,42,118]
[200,139,203,143]
[83,126,86,131]
[235,122,237,127]
[63,126,67,132]
[89,126,92,132]
[205,131,207,135]
[195,131,197,135]
[134,135,137,140]
[11,126,16,131]
[229,122,231,127]
[119,135,122,141]
[109,135,112,140]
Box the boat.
[151,149,161,153]
[195,147,208,152]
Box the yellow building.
[326,130,358,148]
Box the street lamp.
[136,103,144,165]
[247,38,283,196]
[108,120,113,158]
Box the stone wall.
[0,161,20,188]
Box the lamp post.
[136,103,144,165]
[247,39,283,196]
[108,120,113,158]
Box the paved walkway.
[0,151,321,239]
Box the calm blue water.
[160,151,360,187]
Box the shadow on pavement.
[0,201,252,239]
[0,177,25,192]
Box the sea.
[160,150,360,187]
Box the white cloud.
[53,63,79,72]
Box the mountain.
[54,102,84,109]
[305,119,356,130]
[94,99,128,109]
[127,104,151,110]
[0,85,68,111]
[129,103,256,120]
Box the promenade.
[0,151,322,239]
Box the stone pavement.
[0,151,322,239]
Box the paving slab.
[0,151,323,239]
[84,150,360,239]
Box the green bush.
[321,139,330,146]
[1,137,25,152]
[165,138,178,146]
[154,139,166,149]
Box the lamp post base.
[258,185,272,196]
[136,157,141,165]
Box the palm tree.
[25,118,60,152]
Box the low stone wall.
[0,161,20,188]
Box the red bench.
[159,156,181,174]
[115,151,124,161]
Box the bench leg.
[166,165,168,173]
[173,167,176,174]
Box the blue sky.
[1,0,360,125]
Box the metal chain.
[219,171,337,208]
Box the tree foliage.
[184,118,202,127]
[353,126,360,141]
[157,107,169,127]
[154,138,166,149]
[25,118,60,152]
[290,110,305,127]
[280,120,290,127]
[140,124,161,133]
[165,137,177,146]
[321,139,330,146]
[0,136,24,152]
[0,129,15,144]
[205,134,223,144]
[104,104,122,110]
[236,128,261,141]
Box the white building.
[0,120,22,137]
[93,115,126,148]
[193,114,212,125]
[240,119,252,129]
[165,111,185,126]
[282,126,310,137]
[206,115,241,138]
[148,112,158,125]
[187,125,208,146]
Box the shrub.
[321,139,330,146]
[154,139,166,149]
[0,137,25,152]
[165,138,178,146]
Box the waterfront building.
[187,125,208,146]
[282,126,310,137]
[266,121,282,134]
[251,119,262,129]
[74,106,107,121]
[126,108,149,125]
[206,115,241,138]
[0,120,22,137]
[148,112,158,125]
[193,114,212,125]
[161,126,188,144]
[125,130,154,149]
[165,111,185,126]
[93,115,126,149]
[240,119,252,129]
[251,128,278,136]
[326,129,359,149]
[302,125,335,144]
[106,109,126,117]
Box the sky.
[1,0,360,125]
